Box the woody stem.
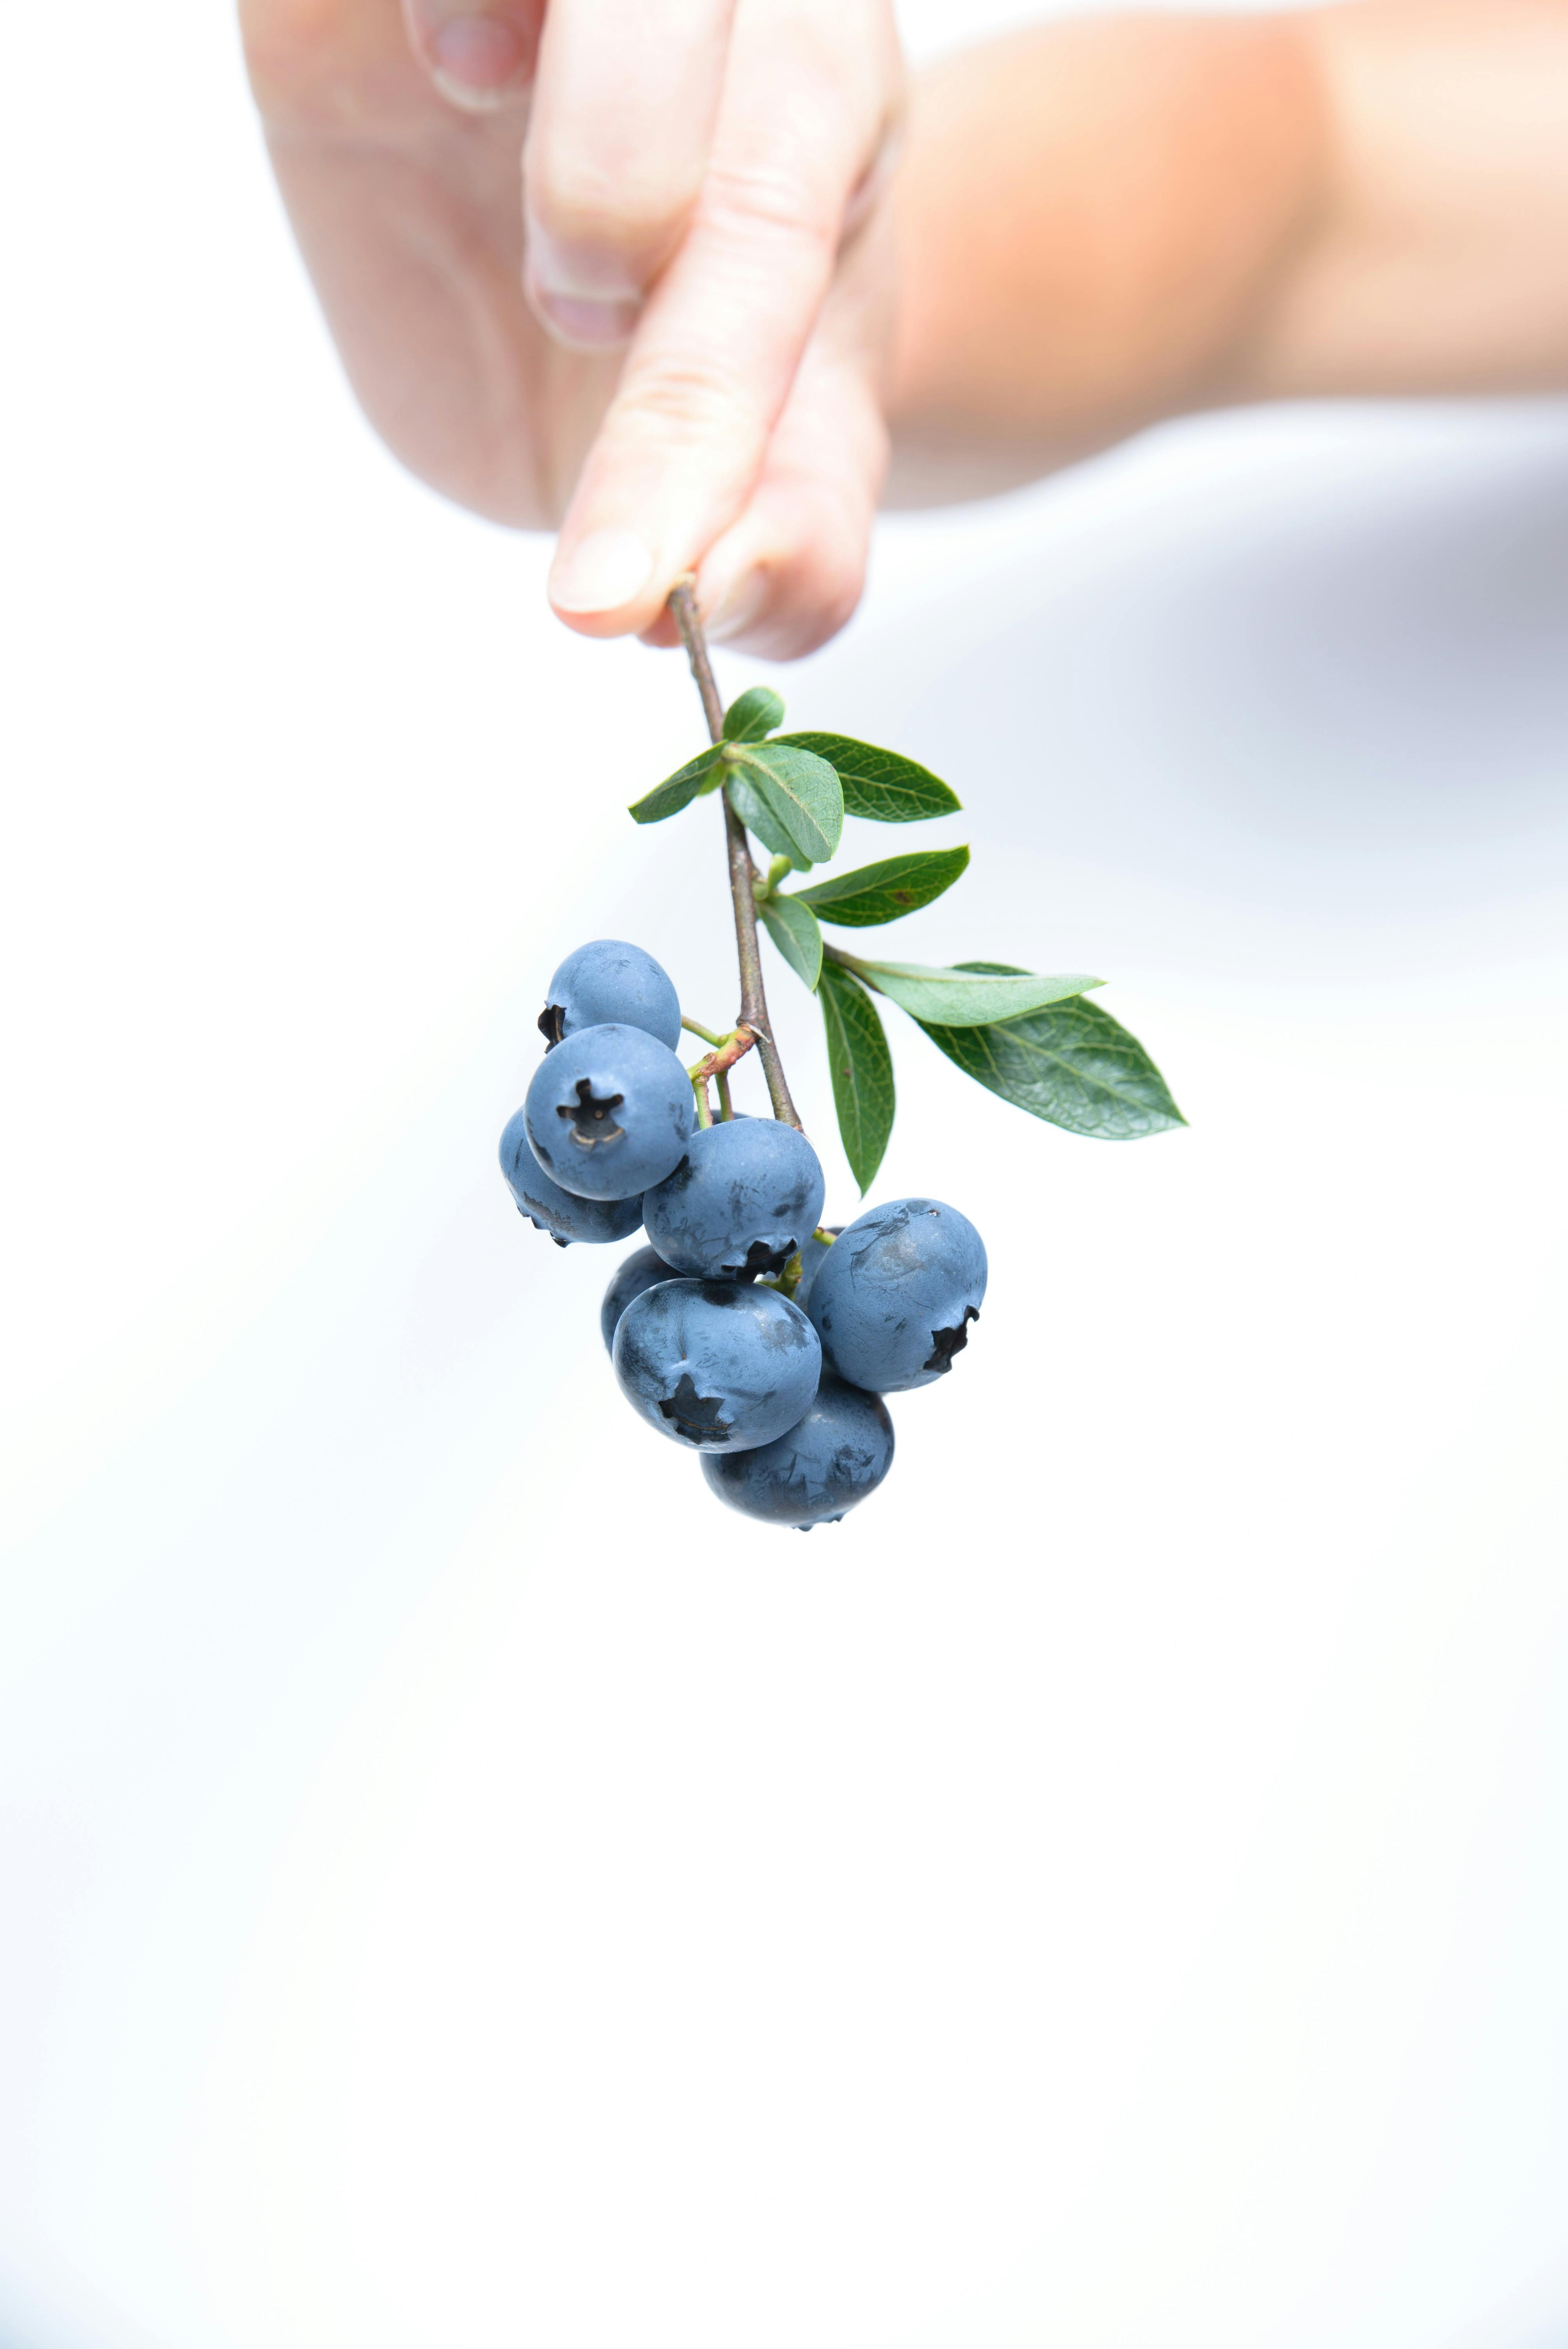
[668,576,801,1128]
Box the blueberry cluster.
[501,939,988,1530]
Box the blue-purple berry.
[613,1278,821,1452]
[600,1242,680,1352]
[806,1198,987,1393]
[701,1375,894,1528]
[643,1117,826,1280]
[500,1108,644,1245]
[538,939,682,1053]
[524,1021,693,1201]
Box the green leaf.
[842,955,1100,1026]
[723,769,812,870]
[758,893,823,990]
[773,733,960,823]
[722,686,785,743]
[629,746,722,825]
[917,971,1185,1138]
[728,741,843,865]
[793,846,970,928]
[818,960,895,1194]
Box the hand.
[241,0,902,658]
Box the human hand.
[242,0,902,657]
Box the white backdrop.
[2,4,1566,2347]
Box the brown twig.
[668,576,801,1128]
[688,1023,759,1088]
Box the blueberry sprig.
[495,585,1184,1531]
[634,580,1185,1191]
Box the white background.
[2,2,1566,2345]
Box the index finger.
[545,0,899,628]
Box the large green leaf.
[728,741,843,864]
[840,954,1099,1026]
[629,746,722,825]
[723,769,811,870]
[793,846,969,928]
[918,969,1185,1138]
[758,893,823,990]
[773,733,960,822]
[817,960,895,1194]
[722,685,785,743]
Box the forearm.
[886,2,1568,503]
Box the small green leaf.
[794,847,970,928]
[842,955,1099,1026]
[723,769,812,870]
[629,746,723,825]
[773,733,960,823]
[758,893,823,990]
[729,741,843,865]
[818,960,895,1194]
[723,686,785,743]
[917,971,1184,1138]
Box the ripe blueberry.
[538,939,682,1053]
[524,1022,693,1201]
[500,1108,644,1245]
[642,1118,827,1280]
[806,1198,987,1393]
[701,1374,894,1529]
[613,1279,821,1452]
[600,1241,680,1354]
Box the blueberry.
[643,1118,827,1280]
[599,1242,680,1354]
[500,1108,645,1245]
[701,1374,894,1528]
[538,939,682,1052]
[806,1198,987,1394]
[789,1226,842,1312]
[524,1022,694,1201]
[613,1278,821,1452]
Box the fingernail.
[524,223,643,349]
[426,14,530,109]
[705,571,769,645]
[528,286,642,351]
[549,528,656,615]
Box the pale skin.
[240,0,1568,658]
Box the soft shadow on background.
[2,3,1566,2347]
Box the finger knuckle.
[527,143,698,265]
[616,354,752,444]
[697,157,840,257]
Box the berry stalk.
[668,577,801,1128]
